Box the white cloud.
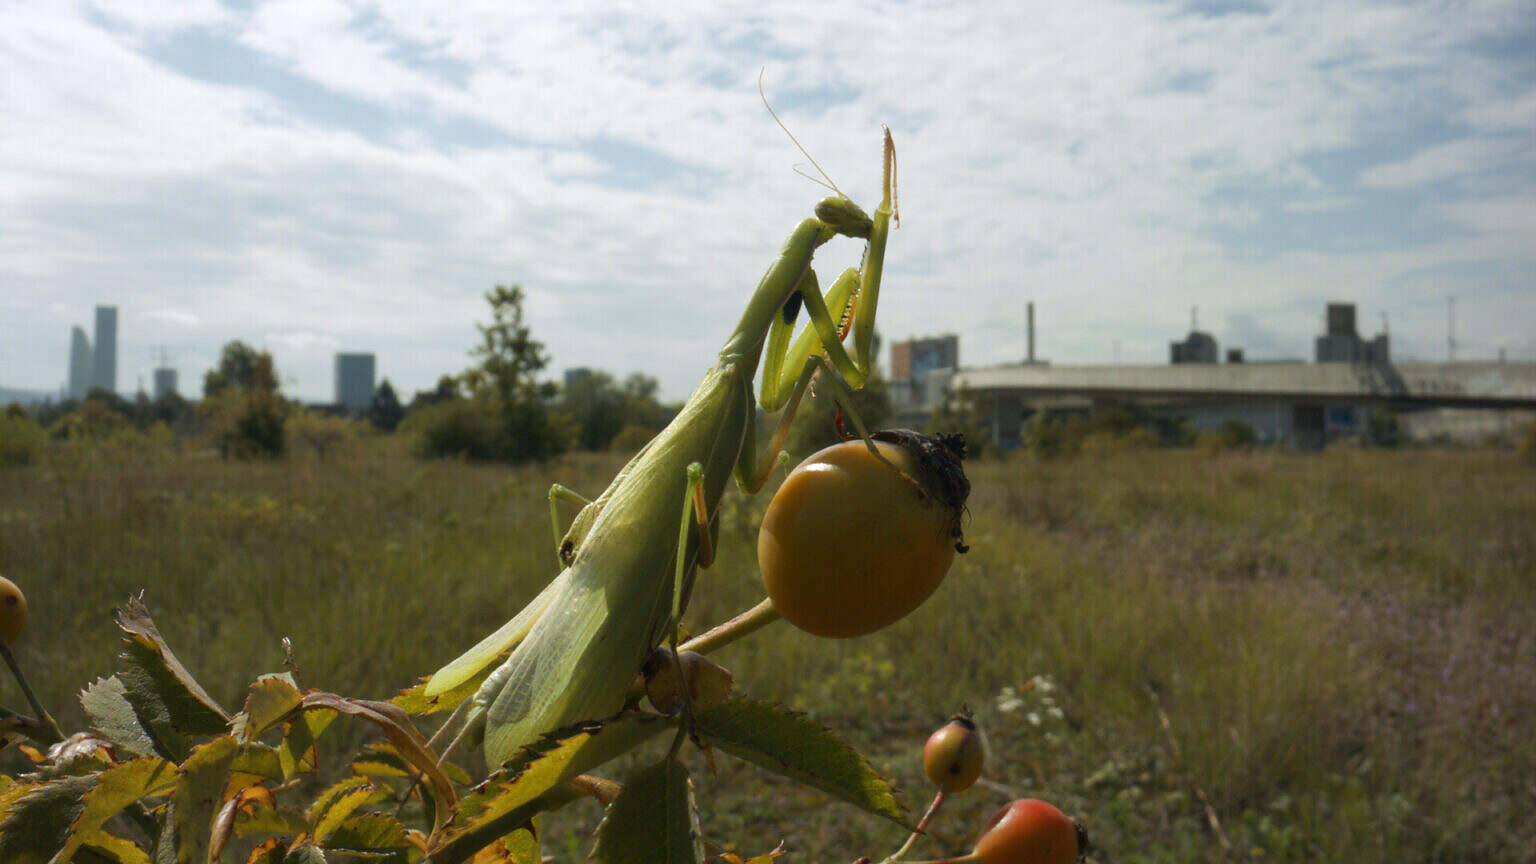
[3,0,1535,402]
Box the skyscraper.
[93,305,118,393]
[335,353,376,410]
[153,367,178,400]
[68,326,92,400]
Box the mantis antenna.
[758,68,845,198]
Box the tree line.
[3,284,889,466]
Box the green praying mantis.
[425,127,899,771]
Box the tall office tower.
[334,352,376,410]
[93,305,118,393]
[153,367,178,400]
[68,326,93,400]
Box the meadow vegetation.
[1,434,1533,862]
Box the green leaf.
[592,759,701,864]
[693,698,911,829]
[391,664,495,717]
[351,743,472,786]
[172,736,239,864]
[293,694,455,836]
[0,774,95,864]
[308,778,388,845]
[0,758,174,864]
[233,743,285,781]
[323,812,411,861]
[279,709,338,779]
[428,714,671,864]
[286,844,328,864]
[114,599,229,759]
[235,676,305,743]
[234,803,308,841]
[80,676,159,758]
[77,830,152,864]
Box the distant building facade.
[92,305,117,393]
[1171,330,1218,364]
[68,326,92,400]
[334,353,376,410]
[564,367,595,389]
[890,334,959,416]
[1315,302,1389,364]
[153,367,178,400]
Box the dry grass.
[2,439,1533,862]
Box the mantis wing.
[424,568,572,699]
[481,364,749,768]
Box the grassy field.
[2,438,1534,862]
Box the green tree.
[200,340,286,459]
[203,340,278,397]
[558,370,672,452]
[434,284,568,463]
[368,379,405,432]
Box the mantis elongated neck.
[718,216,836,372]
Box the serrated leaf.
[0,774,95,864]
[172,736,239,864]
[279,709,338,779]
[233,743,284,781]
[310,780,388,844]
[323,812,411,862]
[306,776,373,826]
[391,662,497,716]
[234,801,309,840]
[502,826,538,864]
[244,838,286,864]
[293,694,455,836]
[286,844,328,864]
[42,757,177,864]
[592,760,701,864]
[80,676,159,758]
[0,760,168,864]
[428,714,670,864]
[235,676,306,743]
[114,599,229,758]
[351,743,472,786]
[78,830,152,864]
[693,699,910,829]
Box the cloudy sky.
[3,1,1533,403]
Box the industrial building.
[334,352,376,410]
[944,302,1536,450]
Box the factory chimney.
[1027,301,1036,364]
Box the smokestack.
[1027,301,1036,364]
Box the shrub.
[288,410,361,462]
[0,412,47,466]
[201,388,287,460]
[610,422,660,454]
[401,398,498,461]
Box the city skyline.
[3,3,1533,403]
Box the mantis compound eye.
[757,431,969,639]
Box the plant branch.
[0,641,64,744]
[679,597,781,656]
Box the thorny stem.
[884,789,948,863]
[679,597,782,656]
[0,641,64,744]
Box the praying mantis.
[425,127,899,771]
